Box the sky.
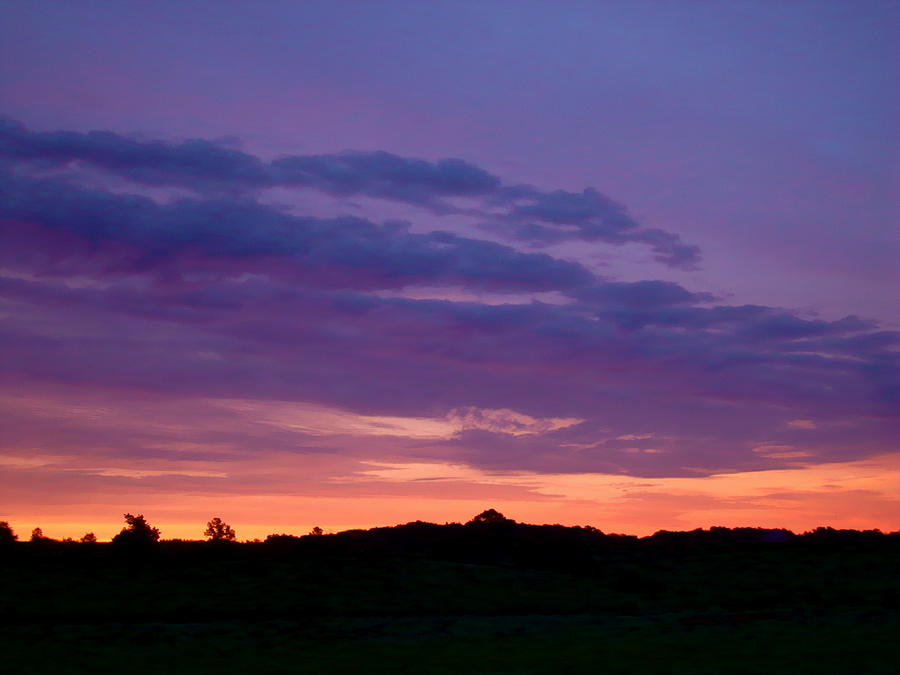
[0,1,897,540]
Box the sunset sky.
[1,1,897,541]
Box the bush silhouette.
[468,509,512,525]
[80,532,97,544]
[0,521,17,547]
[204,517,237,542]
[112,513,160,548]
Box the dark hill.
[2,514,898,674]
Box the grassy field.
[6,611,900,675]
[2,533,898,673]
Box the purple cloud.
[0,117,700,268]
[1,119,896,481]
[483,186,701,268]
[0,172,593,292]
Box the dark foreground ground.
[2,522,899,674]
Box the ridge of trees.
[1,510,897,553]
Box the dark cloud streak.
[0,171,593,292]
[0,117,699,267]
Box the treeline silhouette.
[2,510,897,568]
[2,508,899,674]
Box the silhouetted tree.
[468,509,511,524]
[0,521,17,547]
[112,513,160,548]
[309,526,324,536]
[30,527,45,542]
[80,532,97,544]
[204,517,236,542]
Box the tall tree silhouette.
[204,517,237,542]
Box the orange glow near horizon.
[4,453,898,542]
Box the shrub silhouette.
[112,513,160,548]
[204,517,237,542]
[0,521,17,547]
[80,532,97,544]
[309,526,324,536]
[468,509,512,525]
[30,527,45,542]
